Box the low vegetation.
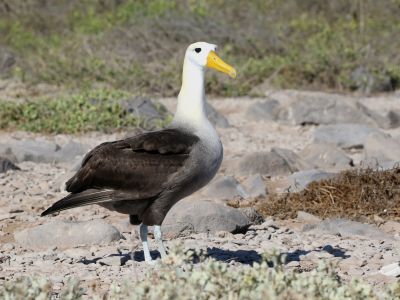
[1,247,399,300]
[0,89,170,133]
[258,167,400,221]
[0,0,399,96]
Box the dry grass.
[258,167,400,221]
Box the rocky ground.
[1,90,400,298]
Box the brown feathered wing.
[41,129,199,216]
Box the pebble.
[286,261,300,268]
[379,262,400,277]
[2,243,15,251]
[63,248,91,260]
[98,256,123,267]
[1,95,400,297]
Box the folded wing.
[41,129,199,216]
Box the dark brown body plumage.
[41,128,220,225]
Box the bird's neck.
[173,59,208,128]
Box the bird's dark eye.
[195,48,201,53]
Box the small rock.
[0,157,20,173]
[259,240,281,251]
[98,256,123,266]
[386,110,400,129]
[215,231,232,238]
[238,207,264,225]
[201,176,248,200]
[162,199,252,236]
[380,221,400,234]
[312,124,384,149]
[379,262,400,277]
[241,174,267,198]
[305,218,392,240]
[299,143,353,169]
[364,132,400,164]
[287,95,373,126]
[205,102,230,128]
[245,99,285,122]
[226,148,310,176]
[120,97,171,130]
[286,260,300,268]
[356,102,391,129]
[0,139,59,163]
[245,93,378,126]
[297,211,321,224]
[15,219,124,250]
[54,141,89,163]
[63,248,91,260]
[314,251,333,259]
[276,169,336,193]
[251,218,274,231]
[1,243,15,251]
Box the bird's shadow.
[80,250,162,265]
[205,244,350,266]
[79,244,349,266]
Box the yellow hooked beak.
[206,51,237,79]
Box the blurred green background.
[1,0,399,96]
[1,0,400,133]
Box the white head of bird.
[174,41,236,130]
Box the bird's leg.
[139,223,153,263]
[154,225,167,259]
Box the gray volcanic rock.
[202,176,248,200]
[356,102,392,129]
[0,139,88,164]
[120,97,171,130]
[287,97,373,126]
[272,148,310,170]
[245,99,286,122]
[162,199,252,236]
[386,110,400,129]
[281,169,336,193]
[205,102,230,128]
[14,220,123,250]
[299,143,353,169]
[304,218,392,240]
[0,139,59,163]
[0,157,20,173]
[226,148,309,176]
[379,263,400,277]
[241,174,267,198]
[312,124,384,149]
[239,207,264,225]
[246,93,378,127]
[364,132,400,164]
[54,141,89,163]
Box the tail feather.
[41,190,113,216]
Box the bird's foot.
[154,225,168,259]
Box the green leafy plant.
[1,247,399,300]
[0,89,169,133]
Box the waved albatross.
[41,42,236,263]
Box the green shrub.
[1,247,399,300]
[0,89,169,133]
[108,246,398,300]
